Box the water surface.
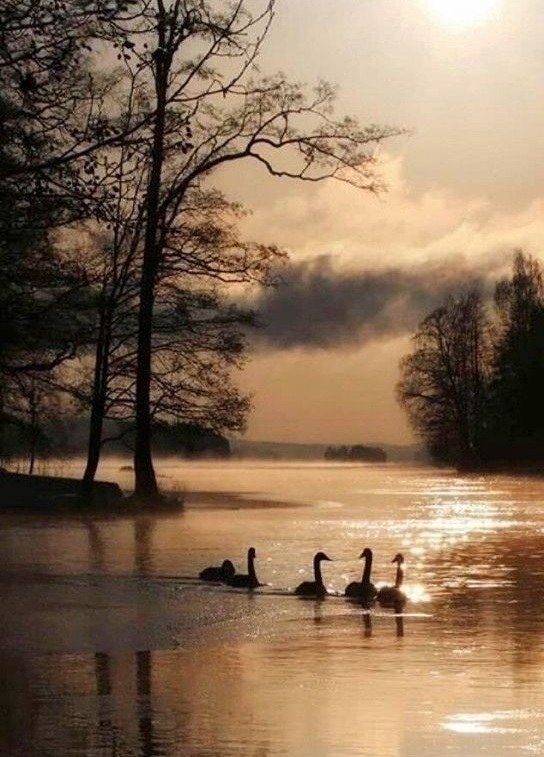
[2,461,544,756]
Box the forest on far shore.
[398,251,544,470]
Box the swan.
[295,552,333,597]
[198,559,236,582]
[344,547,377,602]
[377,553,407,607]
[227,547,261,588]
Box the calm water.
[2,461,544,756]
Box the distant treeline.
[324,445,387,462]
[2,417,230,462]
[398,251,544,470]
[151,422,230,459]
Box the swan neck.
[314,557,324,586]
[362,552,372,584]
[248,553,257,582]
[395,563,404,588]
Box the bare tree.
[70,177,279,485]
[0,0,149,181]
[93,0,403,498]
[0,0,134,447]
[397,291,490,466]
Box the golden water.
[1,461,544,756]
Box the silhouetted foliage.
[0,156,94,462]
[0,1,125,465]
[398,252,544,469]
[147,421,230,459]
[69,182,277,485]
[0,0,402,492]
[397,290,490,466]
[82,0,402,498]
[486,252,544,463]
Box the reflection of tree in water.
[95,652,112,698]
[85,515,157,575]
[94,652,120,754]
[133,518,159,754]
[86,520,106,574]
[0,655,35,756]
[85,519,163,756]
[134,518,155,576]
[92,650,162,757]
[136,650,156,757]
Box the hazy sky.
[217,0,544,445]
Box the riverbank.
[0,470,184,513]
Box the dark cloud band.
[248,254,491,349]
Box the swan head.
[392,553,404,564]
[315,551,332,562]
[221,559,235,577]
[358,547,373,560]
[248,547,256,559]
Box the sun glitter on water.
[424,0,496,26]
[404,583,431,603]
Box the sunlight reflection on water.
[2,462,544,756]
[443,710,534,735]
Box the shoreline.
[0,470,302,515]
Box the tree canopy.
[0,0,402,497]
[398,252,544,469]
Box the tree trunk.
[134,266,158,498]
[28,430,36,475]
[82,390,105,486]
[133,43,168,501]
[28,378,37,475]
[0,384,4,461]
[83,307,110,488]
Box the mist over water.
[2,461,544,755]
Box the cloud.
[241,154,544,266]
[235,155,544,349]
[248,254,495,349]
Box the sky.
[217,0,544,445]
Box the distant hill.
[230,438,425,463]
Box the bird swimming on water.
[295,551,333,597]
[344,547,378,602]
[377,553,407,607]
[199,559,236,582]
[227,547,261,588]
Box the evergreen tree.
[488,251,544,462]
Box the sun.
[424,0,496,27]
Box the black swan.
[199,559,236,582]
[344,547,377,602]
[377,553,407,607]
[295,551,332,597]
[227,547,261,588]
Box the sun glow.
[425,0,496,26]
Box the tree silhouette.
[397,290,490,466]
[92,0,402,498]
[398,253,544,469]
[488,251,544,463]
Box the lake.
[1,460,544,756]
